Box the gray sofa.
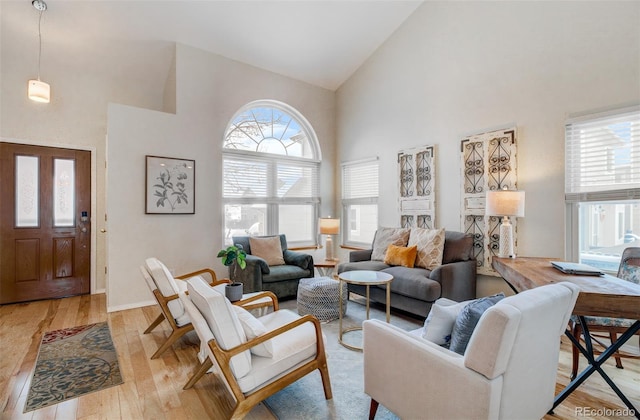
[337,230,476,317]
[231,234,314,299]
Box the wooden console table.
[492,257,640,417]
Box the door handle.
[100,229,107,233]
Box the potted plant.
[217,244,247,302]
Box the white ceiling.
[2,0,423,91]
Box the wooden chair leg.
[609,332,624,369]
[183,357,213,389]
[151,324,193,359]
[319,363,333,399]
[144,313,165,334]
[571,322,581,380]
[369,399,379,420]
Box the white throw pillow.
[232,305,273,357]
[422,298,473,345]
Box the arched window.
[222,100,321,246]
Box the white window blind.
[223,153,319,203]
[565,107,640,201]
[342,158,379,202]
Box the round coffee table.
[337,270,393,351]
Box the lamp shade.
[319,217,340,235]
[486,189,525,218]
[28,79,50,103]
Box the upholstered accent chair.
[363,282,580,420]
[141,257,275,359]
[180,275,332,420]
[570,247,640,377]
[231,234,314,299]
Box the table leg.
[552,318,640,417]
[386,282,391,323]
[366,284,370,320]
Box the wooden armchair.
[571,247,640,377]
[141,257,275,359]
[179,275,332,420]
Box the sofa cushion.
[449,293,505,355]
[232,305,274,357]
[384,244,418,268]
[408,228,445,270]
[250,236,285,266]
[338,260,391,274]
[380,266,441,301]
[443,231,474,264]
[371,227,410,261]
[262,265,310,283]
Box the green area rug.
[265,298,422,419]
[24,322,123,412]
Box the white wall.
[106,44,335,311]
[1,25,173,293]
[336,1,640,296]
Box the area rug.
[264,298,422,419]
[24,322,123,412]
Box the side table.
[337,270,393,351]
[315,259,339,277]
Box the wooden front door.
[0,143,91,304]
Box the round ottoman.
[297,277,348,322]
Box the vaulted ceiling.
[2,1,423,91]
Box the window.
[223,100,320,246]
[342,158,379,247]
[565,106,640,272]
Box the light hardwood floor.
[1,293,638,419]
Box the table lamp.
[319,217,340,261]
[485,187,525,258]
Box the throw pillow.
[249,236,285,266]
[232,305,274,357]
[421,299,473,346]
[408,227,445,270]
[371,227,410,261]
[449,293,505,355]
[384,244,418,268]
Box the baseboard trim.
[108,299,156,313]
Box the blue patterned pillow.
[449,293,505,355]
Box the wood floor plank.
[2,293,637,419]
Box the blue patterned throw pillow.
[449,293,505,355]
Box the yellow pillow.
[384,244,418,268]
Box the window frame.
[222,100,321,248]
[564,105,640,272]
[341,157,379,248]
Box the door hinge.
[105,266,107,274]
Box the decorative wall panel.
[461,128,517,275]
[398,146,435,229]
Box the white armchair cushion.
[187,276,252,379]
[236,309,319,394]
[422,297,473,345]
[232,305,274,358]
[145,257,189,326]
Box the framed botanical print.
[145,155,195,214]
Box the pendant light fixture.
[28,0,50,103]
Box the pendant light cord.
[37,8,43,81]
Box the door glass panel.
[54,158,75,227]
[15,155,39,227]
